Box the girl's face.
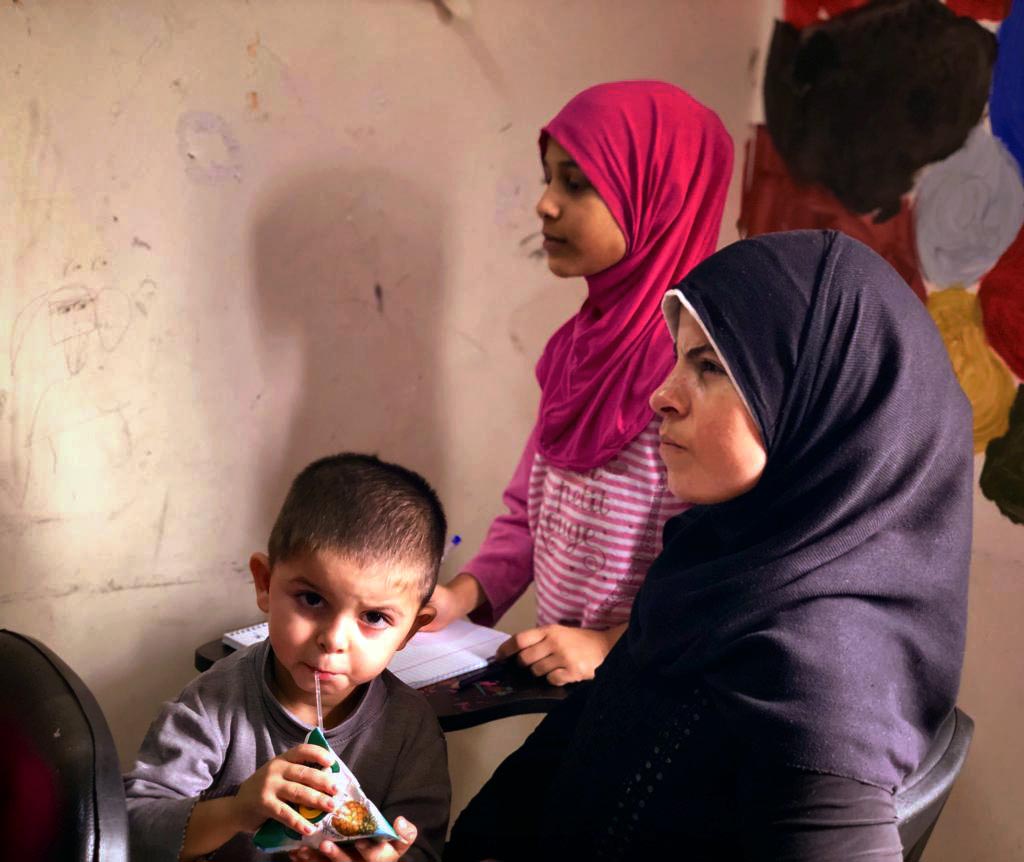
[536,138,627,278]
[651,308,767,503]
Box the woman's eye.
[362,611,392,629]
[297,592,323,608]
[565,175,590,193]
[699,359,725,376]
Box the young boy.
[125,454,451,862]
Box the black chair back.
[895,707,974,861]
[0,629,128,862]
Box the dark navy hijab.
[628,230,972,790]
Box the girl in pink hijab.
[427,81,733,684]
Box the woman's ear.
[250,552,272,613]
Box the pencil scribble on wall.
[494,175,530,229]
[2,272,150,511]
[765,0,996,220]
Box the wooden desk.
[194,639,570,732]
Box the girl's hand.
[288,816,418,861]
[496,623,626,685]
[421,573,485,631]
[232,743,339,835]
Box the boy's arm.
[124,688,231,862]
[377,704,451,862]
[127,687,338,862]
[178,797,242,861]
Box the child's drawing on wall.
[3,272,136,515]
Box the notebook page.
[387,619,509,688]
[223,621,269,649]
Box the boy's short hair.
[268,453,447,602]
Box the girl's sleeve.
[123,687,226,862]
[463,424,540,626]
[444,681,592,862]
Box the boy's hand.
[288,815,418,861]
[496,623,626,686]
[232,743,340,836]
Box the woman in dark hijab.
[445,230,972,861]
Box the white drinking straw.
[314,672,323,730]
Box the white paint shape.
[915,125,1024,288]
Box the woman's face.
[651,308,767,503]
[535,138,626,278]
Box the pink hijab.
[535,81,733,470]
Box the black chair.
[895,707,974,861]
[0,629,129,862]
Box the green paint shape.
[980,384,1024,525]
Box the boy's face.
[250,548,435,724]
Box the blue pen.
[440,534,462,563]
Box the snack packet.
[253,727,398,853]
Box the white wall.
[3,1,1018,858]
[0,0,763,831]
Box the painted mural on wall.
[742,0,1024,525]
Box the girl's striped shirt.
[465,417,687,630]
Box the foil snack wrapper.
[253,727,398,852]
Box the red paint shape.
[739,125,926,302]
[945,0,1011,21]
[979,225,1024,379]
[783,0,869,28]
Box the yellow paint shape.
[927,287,1016,452]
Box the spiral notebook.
[222,619,508,689]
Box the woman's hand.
[288,816,418,861]
[232,743,339,836]
[421,572,485,631]
[496,623,626,685]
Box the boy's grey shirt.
[124,639,450,862]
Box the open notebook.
[222,619,509,689]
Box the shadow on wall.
[247,165,449,540]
